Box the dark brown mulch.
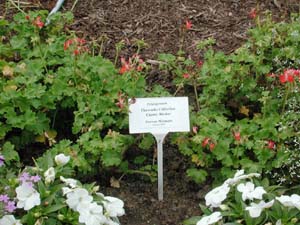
[1,1,299,224]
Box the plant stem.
[281,84,291,115]
[193,78,200,112]
[71,0,79,11]
[8,0,26,14]
[173,83,183,96]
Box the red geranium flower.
[267,140,276,150]
[119,57,131,74]
[116,92,126,109]
[183,73,190,79]
[185,20,192,30]
[249,8,257,19]
[233,131,241,141]
[279,69,296,83]
[33,16,44,29]
[192,126,198,134]
[197,60,203,68]
[64,38,88,56]
[64,39,73,50]
[202,137,211,147]
[209,143,215,151]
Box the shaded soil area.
[101,142,208,225]
[1,1,299,224]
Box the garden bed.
[1,1,300,225]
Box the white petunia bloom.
[60,176,77,188]
[62,187,73,196]
[291,194,300,209]
[55,154,70,166]
[224,170,260,186]
[103,196,125,217]
[0,215,22,225]
[16,183,41,210]
[66,188,93,211]
[276,194,300,209]
[196,211,222,225]
[245,200,274,218]
[237,182,266,201]
[276,195,294,207]
[44,167,55,184]
[205,183,230,208]
[78,202,107,225]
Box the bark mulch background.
[1,1,299,224]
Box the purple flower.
[0,155,4,167]
[5,201,16,213]
[19,172,30,183]
[30,175,41,183]
[0,194,9,203]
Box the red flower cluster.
[119,54,145,75]
[116,92,126,109]
[182,73,190,79]
[249,8,257,19]
[279,69,300,84]
[25,15,44,29]
[233,131,241,141]
[64,38,88,56]
[202,137,215,151]
[185,20,192,30]
[192,126,198,134]
[197,60,203,68]
[267,140,276,150]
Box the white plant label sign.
[129,97,190,200]
[129,97,190,134]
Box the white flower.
[44,167,55,184]
[276,220,282,225]
[276,195,294,207]
[55,154,70,166]
[237,181,266,201]
[103,196,125,217]
[60,176,77,188]
[290,194,300,209]
[245,200,274,218]
[16,183,41,210]
[0,215,22,225]
[62,187,73,195]
[196,211,222,225]
[66,188,93,211]
[224,170,260,186]
[205,183,230,208]
[276,194,300,209]
[78,202,107,225]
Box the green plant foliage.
[158,13,300,185]
[0,11,159,175]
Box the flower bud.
[92,185,100,192]
[54,154,70,166]
[44,167,55,184]
[292,218,298,224]
[219,204,229,211]
[57,214,65,221]
[34,212,41,218]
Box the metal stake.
[153,133,168,201]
